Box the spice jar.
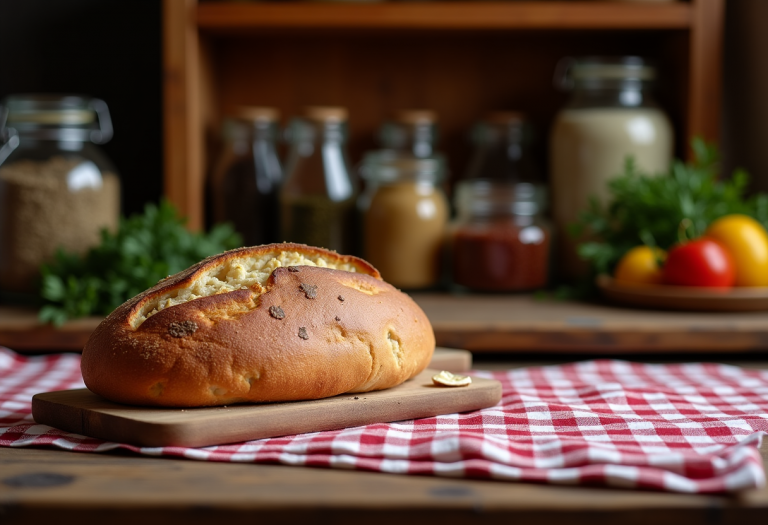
[0,94,119,295]
[450,180,550,292]
[464,112,541,184]
[378,110,438,158]
[280,107,357,253]
[359,151,448,289]
[550,56,673,279]
[210,107,282,246]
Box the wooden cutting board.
[32,369,501,448]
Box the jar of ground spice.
[0,95,119,295]
[450,180,550,292]
[358,151,448,290]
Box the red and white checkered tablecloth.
[1,346,766,493]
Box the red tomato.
[664,238,735,288]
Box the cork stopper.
[303,106,348,122]
[394,109,437,125]
[236,106,280,122]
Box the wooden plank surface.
[1,445,766,525]
[3,363,768,525]
[163,0,204,231]
[687,0,725,150]
[5,296,768,354]
[413,294,768,353]
[0,306,100,351]
[32,369,498,448]
[196,1,692,31]
[429,347,472,372]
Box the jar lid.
[303,106,348,122]
[379,112,439,155]
[471,111,529,146]
[556,56,656,91]
[1,94,112,143]
[235,106,280,122]
[360,150,446,184]
[393,109,438,125]
[572,56,655,81]
[455,180,547,217]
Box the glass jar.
[450,181,551,292]
[210,107,282,246]
[280,107,357,253]
[0,94,119,295]
[549,56,673,279]
[464,111,542,184]
[378,110,438,158]
[359,151,448,289]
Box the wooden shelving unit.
[164,0,724,231]
[7,294,768,355]
[195,2,692,30]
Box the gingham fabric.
[1,346,766,493]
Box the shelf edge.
[196,2,693,32]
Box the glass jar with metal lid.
[450,180,551,292]
[0,94,119,295]
[549,56,673,280]
[359,151,448,289]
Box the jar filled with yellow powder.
[358,151,448,290]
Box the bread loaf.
[81,243,435,407]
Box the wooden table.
[3,360,768,525]
[3,295,768,521]
[5,294,768,354]
[2,442,767,525]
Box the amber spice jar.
[358,152,448,289]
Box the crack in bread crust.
[129,244,380,329]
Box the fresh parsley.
[572,138,768,277]
[38,200,242,325]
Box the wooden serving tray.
[32,369,501,448]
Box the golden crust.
[80,243,435,407]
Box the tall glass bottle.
[280,107,357,253]
[210,107,282,246]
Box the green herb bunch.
[573,139,768,276]
[39,200,242,325]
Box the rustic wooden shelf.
[165,0,724,231]
[196,2,693,31]
[5,292,768,355]
[0,307,101,352]
[414,294,768,354]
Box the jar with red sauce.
[450,180,551,292]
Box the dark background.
[0,0,163,217]
[1,0,766,218]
